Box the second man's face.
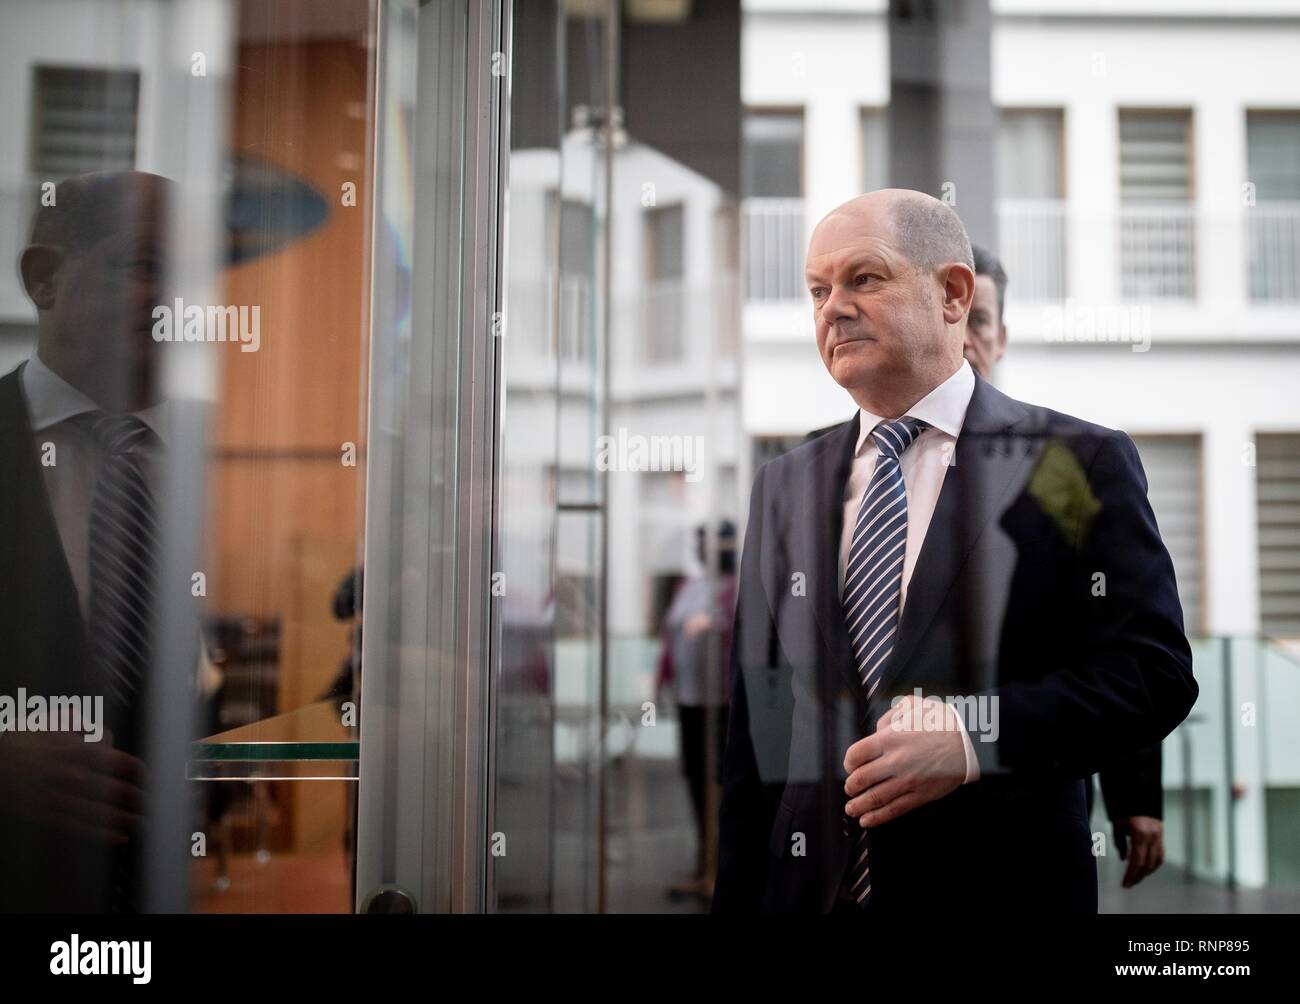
[964,273,1005,379]
[967,273,1003,379]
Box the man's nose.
[821,285,856,323]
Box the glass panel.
[191,0,377,914]
[1,0,236,914]
[491,0,610,914]
[0,0,411,915]
[489,0,564,913]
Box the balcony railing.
[1120,203,1197,300]
[640,276,685,363]
[996,198,1067,302]
[1249,202,1300,303]
[742,197,805,303]
[631,274,739,366]
[558,273,593,363]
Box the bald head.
[813,189,973,277]
[27,170,173,258]
[20,170,174,413]
[804,188,977,417]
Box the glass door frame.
[354,0,509,914]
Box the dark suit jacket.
[0,364,157,911]
[808,415,1168,832]
[712,375,1197,914]
[1089,744,1164,824]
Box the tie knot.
[870,417,929,460]
[70,411,159,456]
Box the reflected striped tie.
[79,412,161,719]
[76,411,160,914]
[841,416,928,908]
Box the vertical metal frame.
[452,0,510,913]
[355,0,508,914]
[480,0,517,913]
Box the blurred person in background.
[657,520,738,901]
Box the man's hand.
[683,612,714,640]
[0,731,146,844]
[1115,816,1164,888]
[843,694,967,828]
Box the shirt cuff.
[951,703,979,783]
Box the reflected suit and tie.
[0,171,179,912]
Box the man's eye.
[810,288,826,300]
[854,274,875,285]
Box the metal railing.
[559,273,594,363]
[742,197,805,303]
[639,276,685,363]
[1120,202,1197,300]
[996,198,1068,302]
[1248,202,1300,302]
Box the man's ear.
[19,245,63,312]
[940,262,976,325]
[996,324,1008,364]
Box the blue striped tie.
[841,415,928,908]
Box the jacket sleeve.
[711,465,784,913]
[1098,742,1164,822]
[970,430,1198,783]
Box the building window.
[1131,435,1204,636]
[1257,434,1300,638]
[1118,109,1196,300]
[643,203,685,362]
[31,65,140,177]
[557,195,596,362]
[1246,112,1300,302]
[741,109,804,303]
[996,109,1066,301]
[742,109,803,198]
[860,108,889,194]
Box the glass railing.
[1164,634,1300,891]
[189,699,358,781]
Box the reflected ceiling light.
[626,0,692,22]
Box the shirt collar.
[20,352,169,441]
[853,358,975,457]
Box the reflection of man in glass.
[0,171,175,911]
[967,243,1166,890]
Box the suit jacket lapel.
[798,414,867,708]
[0,364,87,646]
[870,377,1035,702]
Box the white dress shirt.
[20,351,168,619]
[836,358,979,782]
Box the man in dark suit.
[0,171,174,911]
[712,190,1197,914]
[968,242,1167,890]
